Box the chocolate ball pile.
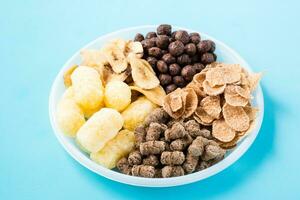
[134,24,217,94]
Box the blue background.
[1,0,300,199]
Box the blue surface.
[1,0,300,199]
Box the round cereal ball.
[104,81,131,112]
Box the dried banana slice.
[130,85,166,106]
[129,56,159,89]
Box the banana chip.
[212,119,236,142]
[223,103,250,132]
[80,49,107,67]
[200,96,221,119]
[129,56,160,89]
[130,85,166,106]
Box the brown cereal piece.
[182,88,198,118]
[212,119,236,143]
[128,150,142,165]
[193,115,211,126]
[201,144,226,161]
[243,106,258,121]
[193,72,206,86]
[170,93,183,112]
[140,141,166,155]
[186,82,206,98]
[163,88,185,119]
[161,166,185,178]
[203,80,226,96]
[223,103,250,131]
[194,107,214,125]
[131,165,156,178]
[183,153,199,173]
[219,135,240,149]
[248,72,262,91]
[160,151,185,165]
[235,85,251,99]
[63,65,78,87]
[164,122,187,141]
[184,120,211,138]
[188,136,205,156]
[224,85,248,107]
[205,64,241,87]
[143,155,160,166]
[195,160,212,171]
[170,135,193,151]
[117,157,132,175]
[143,108,169,126]
[146,122,167,141]
[134,124,146,148]
[154,169,162,178]
[200,96,222,119]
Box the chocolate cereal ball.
[197,40,215,53]
[147,57,158,68]
[168,41,184,56]
[162,53,176,64]
[193,63,205,73]
[157,60,168,73]
[177,54,191,66]
[156,35,170,49]
[169,63,181,76]
[165,84,177,94]
[189,32,201,44]
[159,74,172,86]
[200,53,216,64]
[148,47,162,58]
[181,65,197,81]
[157,24,172,35]
[173,76,186,87]
[146,32,157,39]
[175,30,190,44]
[134,33,144,42]
[184,43,197,56]
[141,39,156,49]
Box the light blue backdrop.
[1,0,299,199]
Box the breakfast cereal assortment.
[56,24,262,178]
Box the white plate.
[49,25,264,187]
